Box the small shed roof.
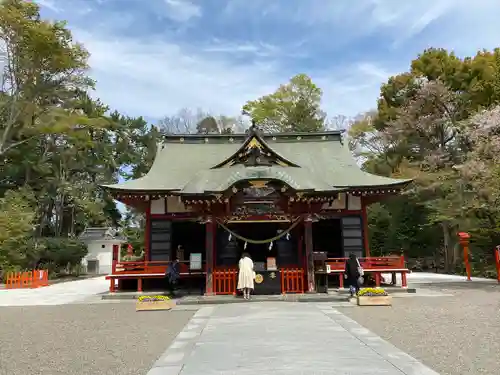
[79,227,127,243]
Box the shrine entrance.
[214,219,304,294]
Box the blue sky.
[37,0,500,124]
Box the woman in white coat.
[237,252,254,299]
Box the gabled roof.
[79,227,126,243]
[101,126,411,195]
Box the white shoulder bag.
[356,259,364,276]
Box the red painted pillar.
[112,245,119,274]
[458,232,471,281]
[401,272,408,288]
[495,246,500,283]
[361,201,370,258]
[145,200,151,261]
[205,216,215,295]
[304,215,316,293]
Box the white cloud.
[75,31,285,118]
[163,0,201,22]
[35,0,500,122]
[203,40,280,57]
[35,0,61,12]
[356,63,394,82]
[75,27,389,120]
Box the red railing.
[495,246,500,283]
[213,268,238,295]
[112,260,206,275]
[281,268,304,294]
[326,256,405,271]
[5,269,49,289]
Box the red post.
[304,215,316,292]
[401,272,408,288]
[495,246,500,284]
[457,232,471,281]
[112,245,119,274]
[109,278,115,293]
[205,216,215,295]
[361,201,370,257]
[145,201,151,261]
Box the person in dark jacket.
[344,253,362,297]
[165,258,180,296]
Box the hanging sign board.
[190,253,202,270]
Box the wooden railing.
[5,269,49,289]
[112,260,206,275]
[281,268,304,294]
[213,268,238,295]
[326,256,406,271]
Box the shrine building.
[102,124,412,295]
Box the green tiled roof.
[102,131,411,194]
[182,165,338,194]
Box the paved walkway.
[382,271,497,287]
[0,276,109,306]
[148,303,439,375]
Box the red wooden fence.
[213,268,237,295]
[5,269,49,289]
[281,268,304,294]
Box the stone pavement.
[148,302,439,375]
[383,271,496,286]
[0,276,109,306]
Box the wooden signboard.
[190,253,202,270]
[266,257,277,271]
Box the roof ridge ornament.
[247,119,263,136]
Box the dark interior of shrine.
[312,218,343,258]
[129,218,344,292]
[171,220,206,261]
[216,222,301,267]
[135,220,206,293]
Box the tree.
[158,108,245,135]
[196,116,219,134]
[0,188,36,270]
[242,74,326,133]
[0,0,98,157]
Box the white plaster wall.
[347,194,362,210]
[150,198,166,214]
[81,241,119,275]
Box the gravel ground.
[338,282,500,375]
[0,301,194,375]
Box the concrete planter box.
[136,300,175,311]
[357,295,392,306]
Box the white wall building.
[79,227,126,275]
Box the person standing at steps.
[237,252,255,299]
[165,258,180,296]
[344,253,363,297]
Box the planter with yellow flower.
[357,288,392,306]
[136,295,175,311]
